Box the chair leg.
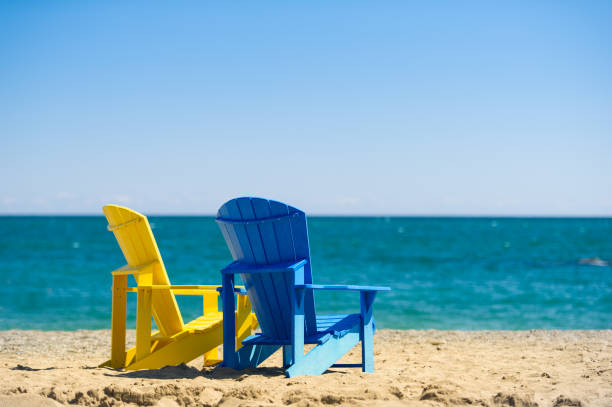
[135,286,153,362]
[221,274,237,368]
[361,322,374,372]
[285,329,360,378]
[110,275,127,368]
[360,291,376,373]
[283,345,293,368]
[204,347,220,366]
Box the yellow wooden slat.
[110,274,127,368]
[203,286,221,366]
[151,285,219,290]
[135,286,152,362]
[172,289,216,296]
[236,295,255,350]
[111,262,156,276]
[203,291,219,315]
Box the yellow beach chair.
[100,205,258,370]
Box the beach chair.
[216,197,390,377]
[100,204,258,370]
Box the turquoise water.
[0,216,610,330]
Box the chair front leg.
[222,273,237,368]
[291,286,305,365]
[203,291,220,366]
[360,291,376,372]
[110,274,127,368]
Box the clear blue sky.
[1,1,611,215]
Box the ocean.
[0,216,610,330]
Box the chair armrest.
[123,285,247,295]
[216,286,248,295]
[111,262,157,276]
[296,284,391,292]
[220,259,308,275]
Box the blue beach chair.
[216,197,390,377]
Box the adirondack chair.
[216,197,390,377]
[100,204,258,370]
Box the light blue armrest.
[221,259,308,275]
[296,284,391,292]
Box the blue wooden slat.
[236,198,267,264]
[217,205,243,261]
[224,201,255,262]
[218,206,275,357]
[221,259,307,274]
[267,201,298,337]
[316,314,361,332]
[218,223,238,260]
[258,273,285,338]
[216,212,300,225]
[240,275,276,337]
[237,197,285,338]
[289,211,310,275]
[268,201,295,262]
[289,211,317,334]
[252,198,291,339]
[251,198,281,263]
[269,272,291,339]
[317,316,349,323]
[223,200,277,337]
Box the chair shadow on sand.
[101,363,289,380]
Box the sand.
[1,329,610,407]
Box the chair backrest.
[103,204,184,336]
[216,197,317,338]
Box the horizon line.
[0,213,611,218]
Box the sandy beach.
[0,330,610,406]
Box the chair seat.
[242,313,370,346]
[184,312,223,333]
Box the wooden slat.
[237,199,267,264]
[218,203,243,261]
[110,262,155,276]
[224,199,276,337]
[240,198,286,339]
[135,286,152,362]
[289,210,317,335]
[110,274,127,368]
[252,199,291,339]
[202,291,219,315]
[269,201,300,339]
